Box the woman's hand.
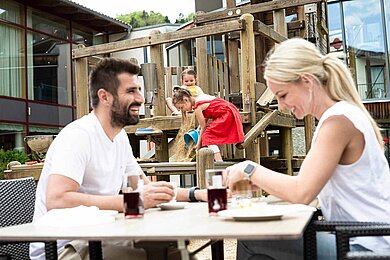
[226,160,259,190]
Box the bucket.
[184,128,200,147]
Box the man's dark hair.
[89,58,140,108]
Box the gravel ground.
[188,239,237,260]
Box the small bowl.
[24,135,56,153]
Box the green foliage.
[116,11,170,28]
[175,12,195,24]
[0,149,30,179]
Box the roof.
[18,0,130,34]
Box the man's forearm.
[46,192,123,212]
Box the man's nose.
[136,90,145,104]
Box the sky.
[72,0,196,23]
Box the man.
[30,58,206,260]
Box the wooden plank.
[257,87,275,106]
[75,57,89,118]
[194,0,324,24]
[223,62,229,101]
[236,110,278,149]
[273,4,287,38]
[212,56,218,95]
[196,37,208,94]
[254,20,288,44]
[207,55,213,95]
[73,19,245,59]
[124,111,295,134]
[217,59,224,98]
[227,40,240,95]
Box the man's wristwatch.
[189,187,200,202]
[243,163,256,180]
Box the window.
[0,23,25,98]
[343,0,388,100]
[27,31,71,105]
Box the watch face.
[244,164,255,174]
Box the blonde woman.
[226,38,390,259]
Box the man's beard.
[110,97,140,128]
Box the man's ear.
[97,89,111,106]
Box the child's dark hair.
[172,88,192,105]
[181,69,197,79]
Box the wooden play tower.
[72,0,328,186]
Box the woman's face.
[174,97,193,112]
[181,74,196,87]
[267,79,312,119]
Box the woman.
[226,38,390,259]
[172,89,244,162]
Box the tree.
[175,12,195,24]
[116,11,170,28]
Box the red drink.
[123,192,144,218]
[207,188,227,215]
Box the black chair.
[0,177,36,260]
[304,209,390,260]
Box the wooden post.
[273,1,293,175]
[304,116,315,153]
[196,37,209,94]
[225,0,239,94]
[196,148,214,189]
[75,56,89,119]
[150,30,169,167]
[280,128,293,175]
[240,13,260,164]
[149,30,166,117]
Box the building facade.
[0,0,129,151]
[328,0,390,160]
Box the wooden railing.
[364,101,390,123]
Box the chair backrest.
[0,177,36,259]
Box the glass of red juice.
[205,169,227,216]
[122,173,144,218]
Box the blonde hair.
[263,38,383,149]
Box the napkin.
[35,205,115,228]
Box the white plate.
[100,210,119,215]
[218,208,284,221]
[157,202,189,210]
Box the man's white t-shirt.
[30,112,142,260]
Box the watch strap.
[189,187,200,202]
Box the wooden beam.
[75,57,89,118]
[73,19,245,59]
[194,0,324,25]
[196,37,209,94]
[236,110,278,149]
[253,20,288,43]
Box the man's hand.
[143,181,175,209]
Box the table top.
[0,203,313,242]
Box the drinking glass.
[170,181,178,202]
[205,169,227,215]
[122,173,144,218]
[231,179,252,208]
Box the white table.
[0,203,314,259]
